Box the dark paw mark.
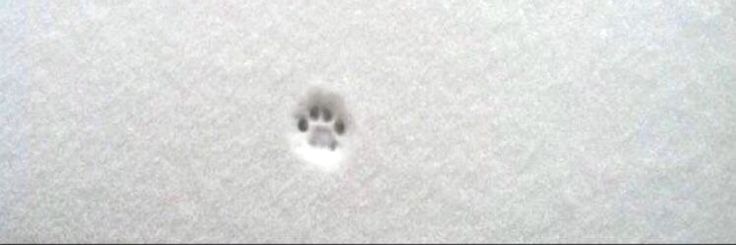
[294,87,351,151]
[296,109,346,151]
[309,106,319,120]
[297,117,308,132]
[334,120,345,135]
[322,108,332,121]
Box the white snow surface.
[1,0,735,243]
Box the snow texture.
[1,0,735,243]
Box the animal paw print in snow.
[297,105,346,150]
[289,87,353,172]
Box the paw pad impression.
[288,87,353,172]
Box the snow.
[1,0,735,243]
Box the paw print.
[288,87,353,172]
[297,105,346,151]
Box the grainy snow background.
[1,0,735,243]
